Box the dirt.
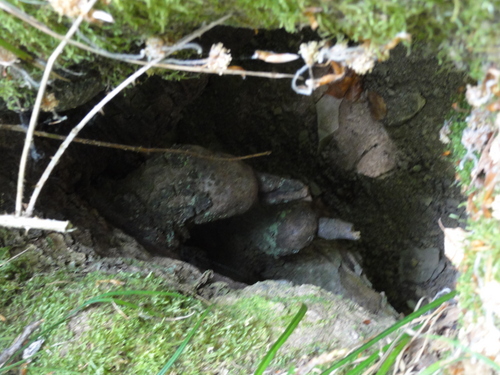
[0,28,467,314]
[171,36,467,312]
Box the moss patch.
[1,0,499,109]
[0,269,317,374]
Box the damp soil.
[0,27,467,313]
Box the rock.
[317,217,360,240]
[384,88,426,127]
[262,239,398,317]
[50,71,104,112]
[194,201,318,268]
[90,145,259,251]
[256,172,311,204]
[323,95,399,178]
[400,247,444,283]
[244,202,318,256]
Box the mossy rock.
[0,232,396,374]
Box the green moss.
[444,97,474,190]
[0,269,315,374]
[1,0,499,110]
[0,246,32,303]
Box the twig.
[0,215,71,232]
[174,14,232,48]
[163,310,196,322]
[111,300,129,320]
[0,244,33,268]
[0,2,296,80]
[0,124,271,160]
[15,0,98,217]
[137,62,297,79]
[0,320,43,368]
[24,16,232,217]
[24,56,163,217]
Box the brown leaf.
[368,91,387,120]
[324,68,361,101]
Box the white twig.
[0,5,295,80]
[15,0,99,217]
[0,215,71,233]
[163,310,196,321]
[23,15,235,217]
[24,54,165,217]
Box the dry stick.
[14,0,98,217]
[25,55,164,217]
[15,15,232,219]
[1,124,271,161]
[0,215,71,232]
[0,1,296,80]
[0,320,43,368]
[23,16,234,218]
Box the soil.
[0,27,467,313]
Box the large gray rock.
[262,239,398,316]
[197,201,318,260]
[89,145,259,252]
[323,95,399,178]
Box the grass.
[318,291,457,374]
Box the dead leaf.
[252,50,299,63]
[303,7,322,31]
[313,73,345,89]
[382,32,412,53]
[324,68,361,100]
[368,91,387,120]
[40,92,59,112]
[487,101,500,112]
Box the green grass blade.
[376,334,411,375]
[254,303,308,375]
[83,289,186,302]
[320,291,457,375]
[346,333,412,375]
[345,350,380,375]
[0,358,30,374]
[79,297,140,310]
[156,308,210,375]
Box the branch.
[1,124,271,161]
[0,215,71,232]
[15,0,99,216]
[0,2,296,80]
[24,16,234,217]
[0,320,43,368]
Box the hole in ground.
[0,27,468,314]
